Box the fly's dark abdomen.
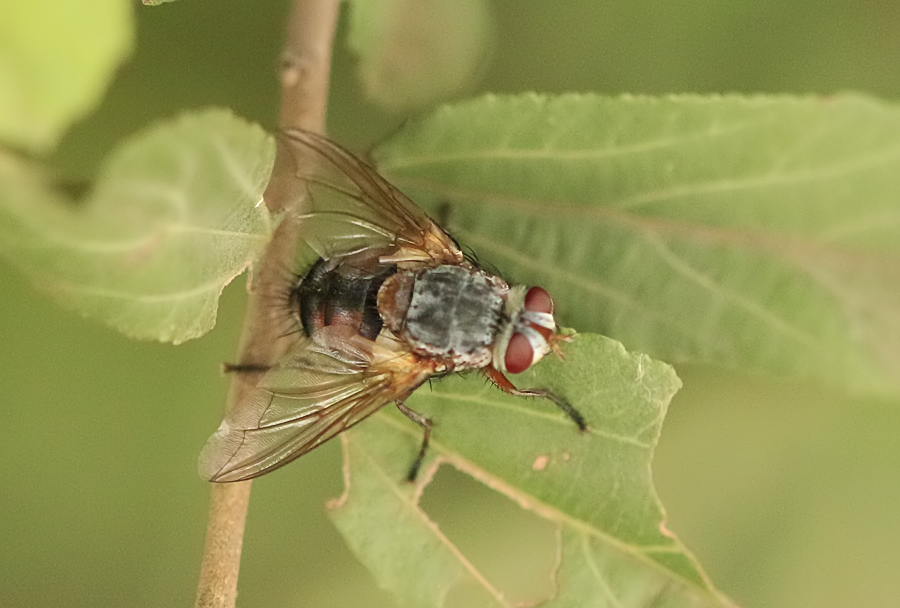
[293,258,396,340]
[405,265,504,362]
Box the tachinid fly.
[199,130,586,483]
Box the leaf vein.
[49,269,242,303]
[423,391,651,449]
[351,435,509,607]
[378,115,775,170]
[642,231,820,347]
[580,532,626,608]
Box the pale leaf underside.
[0,110,274,343]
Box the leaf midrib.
[375,112,777,169]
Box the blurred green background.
[2,0,900,606]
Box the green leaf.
[329,334,732,607]
[372,94,900,395]
[0,110,274,343]
[347,0,492,112]
[0,0,133,151]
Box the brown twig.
[194,1,339,607]
[278,0,339,132]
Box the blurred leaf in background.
[347,0,493,112]
[0,0,133,151]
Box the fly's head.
[493,285,565,375]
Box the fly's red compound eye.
[524,286,553,314]
[504,332,534,374]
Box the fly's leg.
[485,365,588,432]
[395,401,433,482]
[222,363,272,374]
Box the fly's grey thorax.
[377,265,507,368]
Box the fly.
[199,130,587,483]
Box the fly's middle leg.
[395,401,433,482]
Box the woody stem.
[193,2,339,607]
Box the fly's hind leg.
[395,401,433,482]
[485,365,588,432]
[222,363,272,374]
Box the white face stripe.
[521,310,555,330]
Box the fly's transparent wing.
[199,337,436,482]
[200,131,455,482]
[270,129,463,267]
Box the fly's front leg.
[485,365,588,432]
[395,401,433,482]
